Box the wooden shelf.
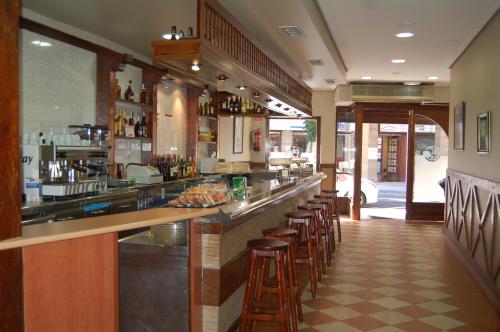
[114,136,152,140]
[198,141,217,144]
[115,99,153,111]
[198,115,218,120]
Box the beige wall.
[449,10,500,183]
[218,117,252,162]
[312,90,336,164]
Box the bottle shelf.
[114,136,152,140]
[198,115,218,120]
[115,98,153,111]
[198,141,217,144]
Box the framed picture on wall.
[453,102,465,150]
[477,111,490,154]
[233,116,244,154]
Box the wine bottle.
[141,115,148,138]
[115,79,121,99]
[129,112,135,127]
[124,80,134,101]
[140,83,147,104]
[120,110,127,136]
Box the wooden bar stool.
[240,239,291,332]
[262,228,302,332]
[285,211,318,298]
[308,198,334,265]
[297,205,326,278]
[313,195,336,255]
[322,190,342,243]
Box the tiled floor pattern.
[254,219,499,331]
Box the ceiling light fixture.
[404,81,421,86]
[391,59,406,64]
[275,103,282,108]
[265,98,272,103]
[237,85,247,90]
[395,32,414,38]
[32,40,51,47]
[252,92,261,97]
[216,74,228,81]
[428,76,439,80]
[284,107,290,111]
[361,76,372,80]
[191,63,201,71]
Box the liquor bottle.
[209,97,215,115]
[230,95,237,113]
[241,98,247,113]
[221,98,227,111]
[140,83,147,104]
[191,158,197,177]
[141,115,148,138]
[178,155,184,178]
[120,110,127,136]
[124,80,135,101]
[115,109,121,136]
[226,96,231,113]
[203,95,209,116]
[170,154,178,180]
[115,79,121,99]
[198,96,204,115]
[129,113,135,127]
[134,115,141,137]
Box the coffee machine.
[21,125,110,200]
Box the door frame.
[335,102,449,221]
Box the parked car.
[336,172,379,206]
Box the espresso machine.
[22,125,110,200]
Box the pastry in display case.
[170,181,230,208]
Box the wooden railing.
[201,1,312,109]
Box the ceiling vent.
[278,25,304,38]
[324,78,336,84]
[351,84,433,101]
[309,59,324,66]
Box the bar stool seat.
[248,238,289,251]
[240,239,291,332]
[285,211,314,219]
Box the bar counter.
[1,173,325,332]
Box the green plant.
[304,120,317,143]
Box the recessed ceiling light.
[265,98,272,103]
[404,81,421,86]
[395,32,414,38]
[428,76,439,80]
[391,59,406,64]
[361,76,372,80]
[252,92,261,97]
[216,74,228,81]
[32,40,51,47]
[237,85,246,90]
[191,63,200,71]
[32,40,41,45]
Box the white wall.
[20,29,96,136]
[218,117,252,162]
[249,118,266,163]
[312,90,336,164]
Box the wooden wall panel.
[0,1,24,330]
[444,169,500,312]
[320,165,335,191]
[23,233,119,332]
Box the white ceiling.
[317,0,500,84]
[22,0,500,89]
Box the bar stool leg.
[304,223,317,298]
[313,214,326,277]
[334,193,342,243]
[275,254,288,332]
[241,251,258,332]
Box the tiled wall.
[20,29,97,136]
[156,83,188,157]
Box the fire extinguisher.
[251,129,263,151]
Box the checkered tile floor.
[254,219,499,331]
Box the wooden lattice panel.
[445,169,500,285]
